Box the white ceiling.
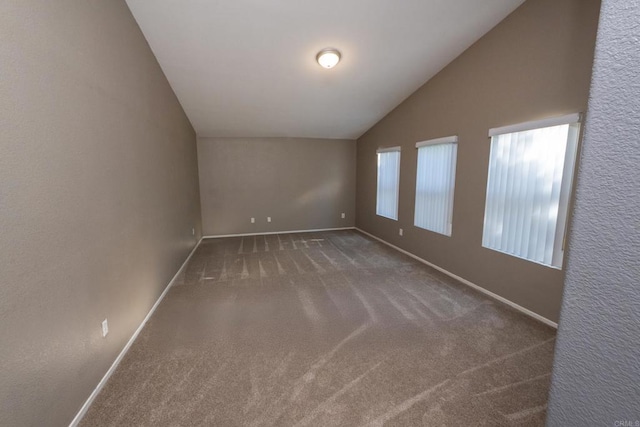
[126,0,525,139]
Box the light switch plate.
[101,319,109,337]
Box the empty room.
[2,0,639,426]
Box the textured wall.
[0,1,202,425]
[547,1,640,424]
[198,137,356,236]
[355,0,601,322]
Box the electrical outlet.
[101,319,109,337]
[267,217,271,223]
[251,217,255,224]
[399,228,403,236]
[191,228,195,236]
[341,213,346,219]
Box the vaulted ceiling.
[126,0,526,139]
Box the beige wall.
[0,1,201,426]
[198,137,356,236]
[356,0,600,322]
[548,0,640,421]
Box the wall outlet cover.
[399,228,403,236]
[251,217,255,223]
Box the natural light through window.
[482,114,581,268]
[414,136,458,236]
[376,147,401,220]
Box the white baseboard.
[203,226,356,239]
[355,228,558,329]
[69,237,203,427]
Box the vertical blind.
[376,148,401,220]
[414,137,458,236]
[482,116,580,268]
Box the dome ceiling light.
[316,48,341,69]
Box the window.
[482,113,581,268]
[414,136,458,236]
[376,147,401,220]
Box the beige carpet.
[81,230,556,426]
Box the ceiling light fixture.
[316,48,341,69]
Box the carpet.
[80,230,555,426]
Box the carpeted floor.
[81,230,556,426]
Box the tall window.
[414,136,458,236]
[376,147,401,220]
[482,114,581,268]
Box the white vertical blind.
[376,148,401,220]
[482,120,580,268]
[414,140,458,236]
